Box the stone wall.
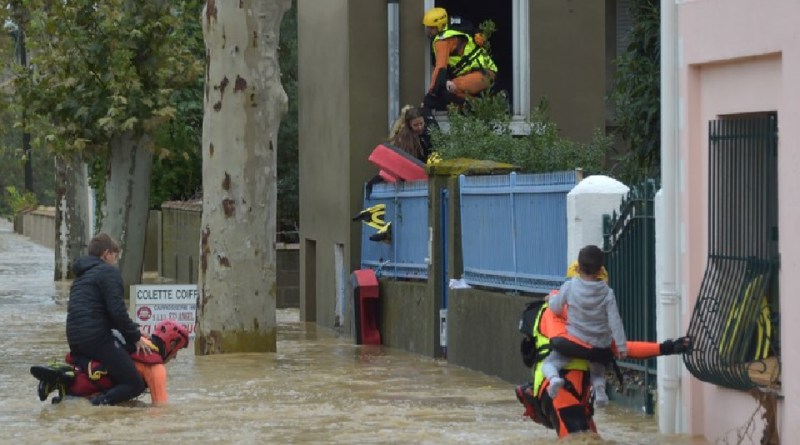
[160,201,202,284]
[160,201,299,308]
[13,203,300,308]
[378,280,438,357]
[20,207,56,249]
[446,287,537,384]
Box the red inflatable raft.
[368,143,428,183]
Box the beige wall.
[298,0,348,325]
[531,0,608,143]
[160,203,299,308]
[298,0,390,328]
[379,281,438,357]
[14,205,299,305]
[161,202,203,284]
[398,3,427,107]
[447,287,536,384]
[678,0,800,441]
[20,207,56,249]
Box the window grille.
[683,114,780,390]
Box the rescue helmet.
[152,319,190,361]
[566,260,608,282]
[422,7,448,32]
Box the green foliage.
[0,8,56,212]
[3,185,37,217]
[277,1,299,231]
[429,95,611,175]
[0,0,204,212]
[0,105,56,214]
[149,0,205,208]
[610,0,661,183]
[477,19,496,53]
[8,0,202,180]
[149,93,203,207]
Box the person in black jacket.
[66,233,152,405]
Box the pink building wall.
[677,0,800,442]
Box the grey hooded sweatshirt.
[548,276,627,353]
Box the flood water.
[0,221,709,444]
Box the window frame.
[423,0,530,135]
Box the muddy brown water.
[0,222,709,444]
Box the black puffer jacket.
[66,255,141,348]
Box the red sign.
[137,306,152,322]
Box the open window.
[424,0,529,128]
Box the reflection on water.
[0,223,708,444]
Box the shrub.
[429,95,611,175]
[4,186,38,217]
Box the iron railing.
[684,115,780,390]
[603,180,658,381]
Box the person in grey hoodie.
[66,233,152,405]
[541,245,628,407]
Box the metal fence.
[684,115,780,390]
[458,171,579,293]
[360,180,429,279]
[603,180,658,374]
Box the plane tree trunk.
[100,131,154,298]
[54,154,91,281]
[195,0,290,354]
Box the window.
[424,0,529,132]
[684,114,780,390]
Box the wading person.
[33,319,190,405]
[65,233,152,405]
[516,258,691,438]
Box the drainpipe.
[387,0,400,131]
[658,0,682,434]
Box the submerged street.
[0,221,707,444]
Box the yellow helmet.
[566,260,608,282]
[422,7,448,32]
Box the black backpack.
[518,299,549,368]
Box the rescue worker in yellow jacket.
[421,7,498,121]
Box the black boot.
[31,363,75,403]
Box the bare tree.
[196,0,290,354]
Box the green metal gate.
[602,180,658,412]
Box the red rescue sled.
[368,143,428,183]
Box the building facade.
[298,0,625,331]
[675,0,799,441]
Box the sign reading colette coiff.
[130,285,197,340]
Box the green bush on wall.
[429,94,611,175]
[3,186,38,218]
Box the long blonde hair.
[388,105,414,140]
[388,105,425,160]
